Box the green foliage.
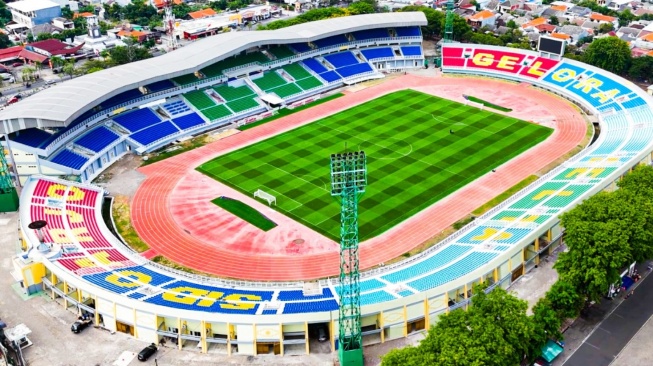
[258,7,347,30]
[443,13,472,41]
[399,6,443,37]
[628,56,653,82]
[0,0,12,28]
[598,22,614,34]
[531,298,562,344]
[471,32,504,46]
[0,33,11,49]
[107,38,152,65]
[583,37,631,75]
[507,19,517,29]
[549,15,559,25]
[382,287,538,366]
[546,280,583,319]
[348,2,375,15]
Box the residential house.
[581,21,601,34]
[589,13,619,29]
[7,0,62,29]
[534,23,557,34]
[635,33,653,50]
[483,0,500,11]
[468,10,497,30]
[51,17,73,30]
[522,17,548,31]
[567,6,592,18]
[26,39,84,58]
[499,0,520,12]
[555,24,590,45]
[616,26,640,42]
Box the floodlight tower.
[163,0,178,51]
[0,150,18,212]
[444,0,455,43]
[330,151,367,366]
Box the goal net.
[465,100,485,110]
[254,189,276,206]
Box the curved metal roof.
[0,12,426,130]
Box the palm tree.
[33,60,42,78]
[62,61,75,80]
[49,55,64,70]
[21,66,35,84]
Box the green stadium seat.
[183,90,216,110]
[172,74,200,86]
[226,97,260,113]
[269,83,302,98]
[268,45,295,60]
[282,63,312,80]
[296,76,323,91]
[200,104,232,121]
[213,85,255,101]
[253,72,289,91]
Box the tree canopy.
[582,36,632,75]
[399,6,443,38]
[382,287,539,366]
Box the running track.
[131,74,587,281]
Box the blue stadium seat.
[401,46,422,56]
[128,292,148,299]
[171,113,205,130]
[11,128,52,147]
[324,52,359,68]
[352,28,390,40]
[100,89,143,109]
[623,97,646,109]
[313,35,348,49]
[381,245,472,283]
[395,26,421,37]
[82,266,174,294]
[319,71,341,83]
[289,43,312,53]
[161,280,274,300]
[145,80,175,93]
[113,108,162,132]
[335,278,385,294]
[458,226,531,245]
[282,300,339,314]
[262,309,278,315]
[336,63,373,78]
[74,126,120,152]
[51,149,89,170]
[163,100,191,116]
[361,48,394,60]
[408,252,498,292]
[277,288,334,301]
[130,121,179,146]
[360,290,396,306]
[302,59,329,74]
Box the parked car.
[45,79,56,85]
[6,96,19,105]
[138,343,157,361]
[11,62,22,68]
[70,320,91,333]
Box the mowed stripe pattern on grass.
[197,89,553,241]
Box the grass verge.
[151,255,219,278]
[141,135,211,166]
[472,175,539,216]
[212,196,277,231]
[112,195,149,252]
[238,93,344,131]
[465,95,513,112]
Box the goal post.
[254,189,277,206]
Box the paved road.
[563,270,653,366]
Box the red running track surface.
[131,75,587,281]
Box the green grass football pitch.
[197,89,553,241]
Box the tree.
[381,286,539,366]
[33,60,42,77]
[531,299,562,343]
[442,13,472,41]
[549,15,559,25]
[62,61,76,79]
[507,19,517,29]
[400,6,443,38]
[555,191,641,302]
[628,56,653,82]
[598,22,614,34]
[0,33,11,49]
[348,1,374,15]
[583,37,631,75]
[545,280,583,319]
[471,33,504,46]
[107,37,152,65]
[20,66,35,83]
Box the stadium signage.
[549,68,621,104]
[470,50,547,77]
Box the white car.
[45,79,56,85]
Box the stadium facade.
[1,12,426,184]
[8,14,653,357]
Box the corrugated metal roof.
[0,12,426,128]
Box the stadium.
[4,11,653,358]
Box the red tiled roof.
[535,24,557,32]
[18,49,47,63]
[29,39,70,53]
[0,46,24,62]
[188,8,216,19]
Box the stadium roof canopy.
[0,12,426,134]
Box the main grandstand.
[7,13,653,358]
[1,12,426,185]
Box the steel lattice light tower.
[330,151,366,366]
[444,0,455,43]
[0,150,18,212]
